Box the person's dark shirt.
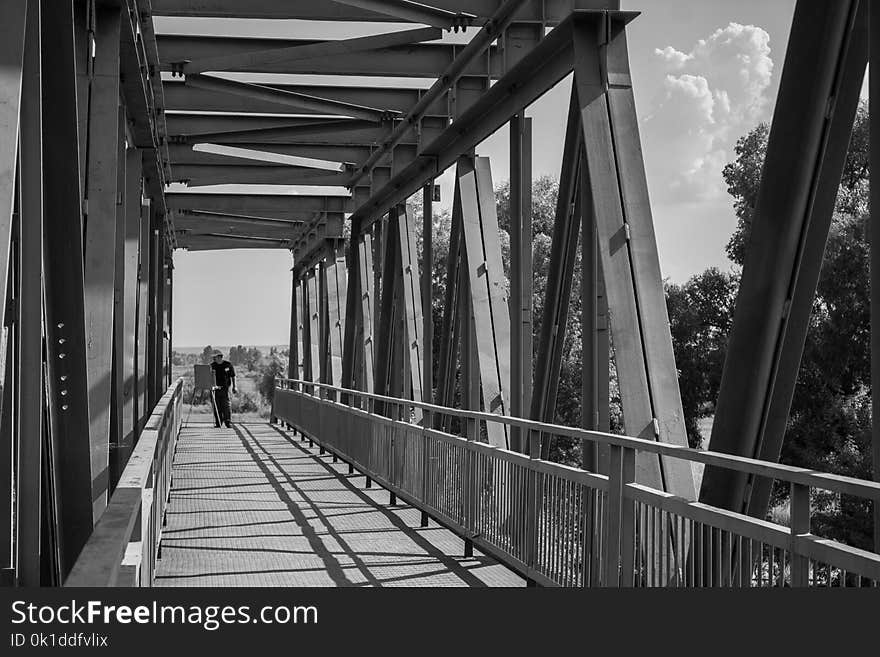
[211,360,235,388]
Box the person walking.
[210,350,236,428]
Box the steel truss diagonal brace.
[456,156,512,448]
[397,204,425,417]
[323,243,348,387]
[702,0,870,518]
[185,74,395,123]
[573,13,696,500]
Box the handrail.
[276,378,880,502]
[65,378,184,587]
[273,380,880,586]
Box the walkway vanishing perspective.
[156,422,523,587]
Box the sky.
[167,0,869,347]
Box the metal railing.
[65,378,184,587]
[273,378,880,587]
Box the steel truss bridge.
[1,0,879,587]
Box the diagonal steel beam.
[702,0,868,518]
[190,143,344,171]
[457,156,511,448]
[185,74,396,123]
[183,26,442,74]
[168,143,377,167]
[531,93,581,459]
[574,12,695,501]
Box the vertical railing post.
[619,448,636,586]
[525,426,539,585]
[463,414,476,558]
[603,444,625,587]
[790,482,810,586]
[420,410,430,525]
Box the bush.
[231,391,259,413]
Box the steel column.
[136,198,151,430]
[872,0,880,555]
[15,0,42,586]
[109,107,126,489]
[306,270,321,383]
[509,114,532,454]
[374,211,400,410]
[422,183,434,406]
[82,6,122,517]
[41,0,94,576]
[288,270,299,380]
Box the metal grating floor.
[155,421,524,587]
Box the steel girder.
[701,0,871,523]
[150,0,615,24]
[508,114,532,454]
[16,0,43,587]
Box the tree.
[665,269,738,448]
[200,345,214,364]
[258,356,286,405]
[245,347,262,371]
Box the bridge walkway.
[154,421,524,587]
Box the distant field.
[173,344,288,355]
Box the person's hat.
[212,350,223,357]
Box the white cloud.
[644,23,773,202]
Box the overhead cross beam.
[170,165,349,187]
[184,74,397,123]
[329,0,476,30]
[181,26,442,74]
[163,81,441,116]
[158,34,500,78]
